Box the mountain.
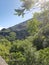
[9,20,30,39]
[9,21,27,31]
[0,12,46,41]
[0,19,30,40]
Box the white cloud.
[0,27,3,30]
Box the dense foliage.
[0,0,49,65]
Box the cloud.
[0,27,3,30]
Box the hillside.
[0,19,30,40]
[9,21,27,31]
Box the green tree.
[9,39,36,65]
[15,0,38,16]
[15,0,49,16]
[27,18,40,35]
[37,47,49,65]
[6,32,16,41]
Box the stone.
[0,56,8,65]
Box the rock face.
[0,56,8,65]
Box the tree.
[0,38,11,63]
[15,0,49,16]
[27,18,40,35]
[14,0,38,16]
[37,47,49,65]
[6,32,16,41]
[9,39,36,65]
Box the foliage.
[6,32,16,41]
[15,0,49,17]
[9,39,36,65]
[36,48,49,65]
[27,18,41,35]
[14,0,39,16]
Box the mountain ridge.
[0,19,31,40]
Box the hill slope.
[0,20,30,40]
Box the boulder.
[0,56,8,65]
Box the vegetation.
[0,0,49,65]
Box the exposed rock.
[0,56,8,65]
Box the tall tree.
[27,18,40,35]
[15,0,49,16]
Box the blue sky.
[0,0,39,29]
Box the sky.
[0,0,41,29]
